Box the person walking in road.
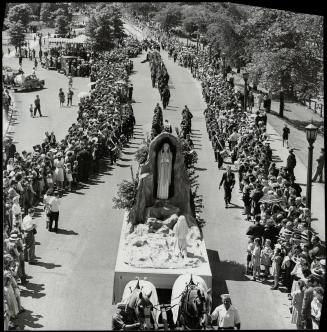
[59,88,65,107]
[219,166,235,208]
[34,57,38,69]
[21,208,37,264]
[33,95,43,117]
[48,191,60,232]
[18,55,23,66]
[67,88,74,107]
[312,148,324,183]
[282,124,290,148]
[210,294,241,330]
[286,149,296,179]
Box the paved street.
[3,49,89,152]
[7,32,312,327]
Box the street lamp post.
[305,123,318,211]
[243,72,249,112]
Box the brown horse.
[121,279,159,329]
[171,274,212,330]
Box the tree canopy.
[124,2,323,98]
[85,5,126,52]
[8,21,26,51]
[7,4,32,29]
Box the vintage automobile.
[3,67,22,88]
[12,74,45,91]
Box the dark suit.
[219,171,235,204]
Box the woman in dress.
[251,237,261,281]
[54,153,65,193]
[11,196,22,229]
[291,279,305,329]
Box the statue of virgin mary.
[157,143,172,200]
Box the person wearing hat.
[21,208,37,264]
[210,294,241,329]
[112,302,141,330]
[54,152,65,194]
[4,138,16,167]
[286,149,296,179]
[312,147,324,183]
[48,191,61,232]
[282,124,290,148]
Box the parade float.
[112,132,212,303]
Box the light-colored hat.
[9,234,18,241]
[320,259,326,266]
[221,294,231,300]
[117,302,125,309]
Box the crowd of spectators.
[144,29,326,329]
[3,36,142,329]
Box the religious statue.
[157,143,172,200]
[173,215,189,258]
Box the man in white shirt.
[210,294,241,330]
[22,208,37,264]
[49,191,61,232]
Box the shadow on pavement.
[34,261,62,269]
[228,203,243,209]
[207,249,248,308]
[194,167,207,171]
[116,163,131,168]
[14,309,44,330]
[20,281,46,299]
[56,228,78,236]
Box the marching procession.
[2,2,325,331]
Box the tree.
[8,21,25,55]
[55,15,70,36]
[242,9,323,98]
[154,3,182,32]
[7,4,32,29]
[86,5,126,52]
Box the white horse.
[171,274,212,329]
[121,279,160,329]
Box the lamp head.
[305,122,318,145]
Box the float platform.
[112,212,212,304]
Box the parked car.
[13,74,45,91]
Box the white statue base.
[113,212,212,304]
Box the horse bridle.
[181,285,210,329]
